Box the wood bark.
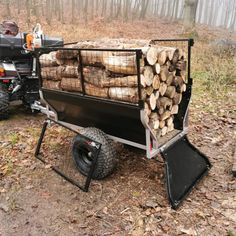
[61,78,82,92]
[43,80,61,90]
[41,66,64,80]
[109,87,138,103]
[39,52,58,67]
[143,66,154,86]
[56,49,78,60]
[103,54,141,75]
[85,83,109,98]
[164,86,176,98]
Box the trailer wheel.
[72,128,117,180]
[0,85,9,120]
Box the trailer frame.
[34,38,211,208]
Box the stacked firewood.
[39,39,187,138]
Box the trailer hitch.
[161,135,211,209]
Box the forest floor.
[0,19,236,236]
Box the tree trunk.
[183,0,199,32]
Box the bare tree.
[5,0,11,17]
[139,0,149,19]
[45,0,51,25]
[183,0,199,31]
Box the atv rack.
[35,38,211,209]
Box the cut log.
[61,66,80,78]
[41,66,64,80]
[61,77,82,92]
[149,112,159,120]
[172,49,180,65]
[160,66,169,82]
[161,126,168,136]
[157,50,167,65]
[106,75,138,88]
[83,66,107,87]
[157,97,172,110]
[148,93,157,110]
[176,60,187,71]
[56,59,79,67]
[81,50,104,66]
[140,74,146,87]
[167,123,174,133]
[173,93,182,105]
[144,102,151,116]
[43,80,61,90]
[39,51,58,67]
[103,54,143,75]
[149,118,160,130]
[85,83,109,98]
[160,111,171,121]
[154,90,160,100]
[56,49,78,60]
[171,105,179,115]
[172,76,184,93]
[154,63,161,74]
[159,82,167,96]
[166,116,174,127]
[152,75,160,90]
[83,67,138,88]
[166,48,177,61]
[159,120,165,129]
[109,87,138,103]
[166,73,174,86]
[164,86,176,99]
[143,66,154,86]
[141,89,147,100]
[158,106,165,115]
[145,86,154,96]
[146,47,159,65]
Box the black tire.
[72,128,117,180]
[0,85,9,120]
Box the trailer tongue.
[35,39,211,208]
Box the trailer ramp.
[161,135,211,209]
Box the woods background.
[0,0,236,32]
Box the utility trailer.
[35,39,211,209]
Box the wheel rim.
[75,146,93,167]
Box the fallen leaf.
[180,228,197,236]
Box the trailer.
[35,39,211,209]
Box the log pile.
[39,39,187,138]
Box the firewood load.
[39,39,187,138]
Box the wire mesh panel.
[37,39,192,146]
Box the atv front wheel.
[72,128,117,180]
[0,85,9,120]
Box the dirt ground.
[0,20,236,236]
[0,100,235,236]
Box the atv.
[0,21,63,120]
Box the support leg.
[35,120,48,157]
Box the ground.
[0,20,236,236]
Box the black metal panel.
[174,79,192,130]
[43,89,146,145]
[161,135,211,209]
